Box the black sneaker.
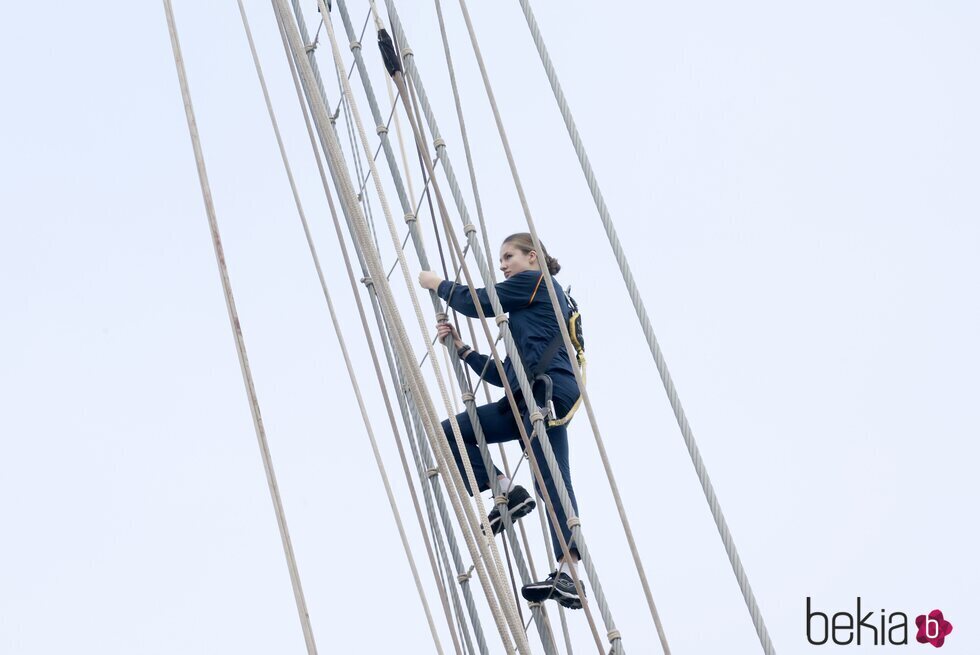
[520,571,585,610]
[487,485,536,536]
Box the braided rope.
[162,2,318,652]
[277,1,520,650]
[515,2,775,653]
[332,3,563,653]
[342,0,534,643]
[396,50,561,655]
[317,7,532,652]
[248,3,472,652]
[286,2,495,651]
[387,52,604,652]
[383,2,611,652]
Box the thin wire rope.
[331,13,556,654]
[447,1,676,650]
[336,87,379,244]
[237,2,452,652]
[368,0,418,206]
[279,9,491,651]
[162,2,318,652]
[278,4,492,653]
[382,3,645,652]
[398,73,565,655]
[354,98,401,198]
[537,501,574,655]
[429,0,495,279]
[384,31,604,652]
[313,6,532,650]
[429,0,554,615]
[523,3,772,653]
[330,6,555,654]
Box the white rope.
[286,3,529,651]
[515,3,777,653]
[428,0,496,280]
[383,26,606,651]
[161,2,318,652]
[291,4,490,652]
[318,10,532,651]
[332,4,560,651]
[238,2,456,652]
[397,63,567,654]
[382,2,614,651]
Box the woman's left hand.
[418,271,443,291]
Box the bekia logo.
[806,598,954,648]
[915,610,953,648]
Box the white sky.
[2,1,978,653]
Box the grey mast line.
[330,1,570,652]
[317,5,552,652]
[424,0,576,644]
[279,2,488,653]
[242,2,464,653]
[428,0,668,650]
[418,0,577,645]
[389,38,607,655]
[514,2,775,653]
[161,2,319,653]
[381,2,627,652]
[289,0,553,651]
[395,60,608,654]
[338,0,560,642]
[274,2,534,651]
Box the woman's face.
[499,242,537,279]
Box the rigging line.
[396,80,556,650]
[359,146,441,234]
[284,4,491,650]
[537,500,575,655]
[382,4,611,650]
[387,32,599,652]
[316,7,532,649]
[519,2,773,652]
[323,6,371,102]
[366,0,418,207]
[430,0,495,280]
[354,95,402,198]
[386,230,414,280]
[378,150,447,285]
[329,10,381,246]
[501,526,525,627]
[415,242,472,369]
[450,0,685,650]
[311,14,323,48]
[162,2,318,653]
[335,73,379,247]
[287,5,491,654]
[452,0,685,651]
[334,5,549,653]
[242,2,454,652]
[409,112,451,282]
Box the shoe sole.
[490,497,536,535]
[521,581,584,609]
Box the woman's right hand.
[436,322,464,349]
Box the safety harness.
[530,286,586,427]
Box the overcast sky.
[2,1,977,653]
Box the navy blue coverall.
[437,270,580,561]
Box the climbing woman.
[417,232,584,610]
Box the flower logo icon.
[915,609,953,648]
